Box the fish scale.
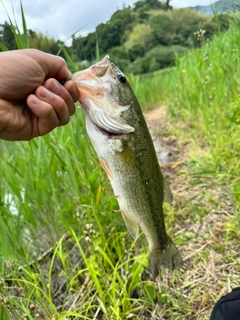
[72,56,183,279]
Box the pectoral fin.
[87,109,134,134]
[121,213,139,239]
[163,175,173,203]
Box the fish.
[72,56,183,279]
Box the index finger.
[19,49,71,81]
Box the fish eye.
[117,74,127,84]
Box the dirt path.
[145,106,181,165]
[144,106,187,198]
[144,106,238,320]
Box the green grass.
[1,4,240,320]
[162,21,240,211]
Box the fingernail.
[31,95,41,105]
[50,80,61,93]
[40,88,52,99]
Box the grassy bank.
[132,18,240,219]
[1,11,240,320]
[162,19,240,215]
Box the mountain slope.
[187,0,240,15]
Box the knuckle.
[57,56,65,64]
[61,116,70,126]
[43,105,54,117]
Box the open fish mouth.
[72,56,135,135]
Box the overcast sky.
[0,0,215,43]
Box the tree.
[72,6,135,60]
[0,22,17,50]
[125,24,153,51]
[128,43,145,61]
[145,0,164,9]
[28,31,60,55]
[166,9,218,46]
[149,14,175,45]
[137,5,150,22]
[108,46,129,71]
[133,0,167,11]
[133,1,148,11]
[165,0,172,10]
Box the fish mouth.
[71,56,113,112]
[71,55,124,113]
[72,56,135,135]
[72,56,113,86]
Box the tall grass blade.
[60,45,78,72]
[19,0,29,48]
[0,43,8,51]
[229,0,240,8]
[1,0,29,49]
[95,37,100,61]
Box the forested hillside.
[0,0,237,74]
[71,0,220,74]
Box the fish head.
[72,56,135,134]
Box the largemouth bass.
[72,56,183,279]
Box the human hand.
[0,49,79,141]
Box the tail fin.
[149,240,183,280]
